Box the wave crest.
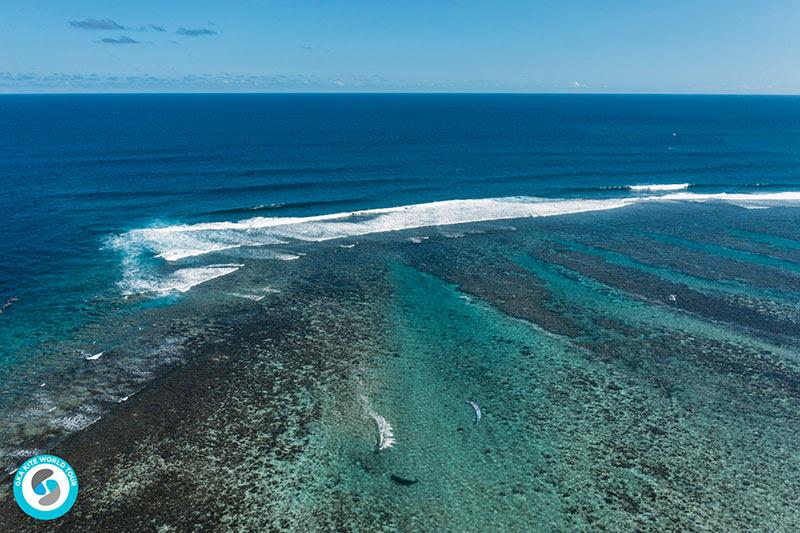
[628,183,690,192]
[110,192,800,296]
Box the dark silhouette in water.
[390,474,418,486]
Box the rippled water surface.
[1,95,800,530]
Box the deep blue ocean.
[3,95,798,352]
[2,94,800,529]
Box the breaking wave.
[110,192,800,296]
[119,263,243,296]
[628,183,690,192]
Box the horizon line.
[1,90,799,97]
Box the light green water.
[4,203,800,531]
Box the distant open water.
[2,95,800,528]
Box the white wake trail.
[359,393,396,451]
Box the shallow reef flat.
[2,202,800,531]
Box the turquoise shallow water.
[2,95,800,529]
[315,206,800,530]
[1,202,800,530]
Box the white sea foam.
[274,252,301,261]
[371,412,396,451]
[629,183,690,192]
[228,292,266,301]
[56,411,102,432]
[118,197,638,265]
[656,191,800,209]
[112,197,639,296]
[121,264,243,296]
[115,197,636,276]
[110,229,284,262]
[8,449,42,460]
[359,392,396,451]
[259,286,281,293]
[112,192,800,296]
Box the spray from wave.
[109,192,800,296]
[371,412,396,451]
[359,393,396,451]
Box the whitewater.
[111,190,800,296]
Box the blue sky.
[1,1,798,93]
